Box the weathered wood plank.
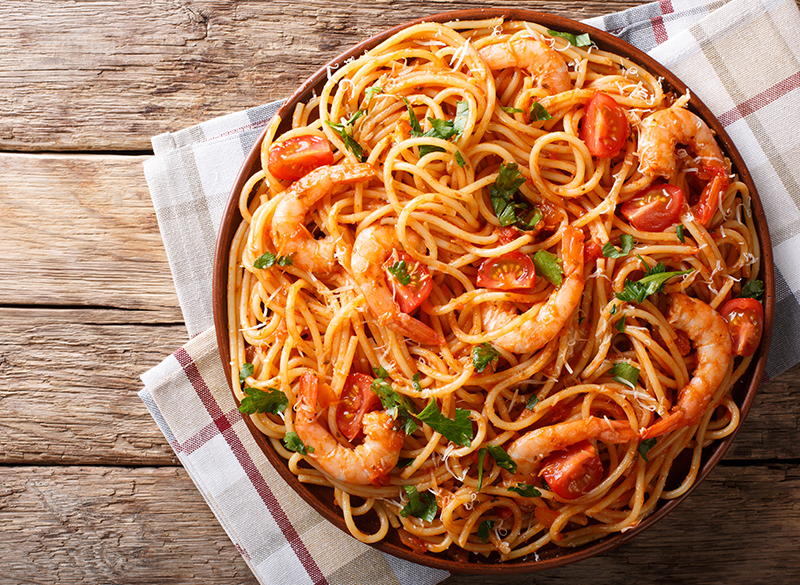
[0,308,186,466]
[1,464,797,585]
[0,153,181,318]
[0,0,641,152]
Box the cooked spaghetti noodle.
[226,18,762,560]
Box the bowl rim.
[212,8,774,574]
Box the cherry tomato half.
[581,93,629,158]
[335,372,380,441]
[621,183,685,232]
[476,251,536,290]
[541,440,605,499]
[267,134,334,181]
[720,297,764,357]
[385,250,433,314]
[694,166,730,226]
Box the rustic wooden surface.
[2,1,799,584]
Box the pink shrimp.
[270,163,376,273]
[294,371,404,486]
[641,294,733,439]
[478,36,571,94]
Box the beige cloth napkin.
[140,1,800,582]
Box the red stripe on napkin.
[175,347,330,585]
[651,0,674,44]
[718,71,800,127]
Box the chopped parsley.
[412,373,422,392]
[612,362,640,389]
[387,260,411,286]
[253,252,294,269]
[284,431,313,455]
[676,224,685,243]
[489,162,540,231]
[238,387,288,415]
[325,109,367,161]
[526,393,540,410]
[738,279,765,300]
[602,234,635,259]
[547,29,592,47]
[416,400,473,447]
[486,445,517,474]
[533,249,564,286]
[370,367,418,435]
[615,260,693,304]
[501,105,524,114]
[638,438,657,462]
[363,81,384,106]
[404,99,469,157]
[508,483,542,498]
[400,485,438,523]
[472,342,500,373]
[454,150,467,167]
[615,315,627,333]
[477,448,487,491]
[478,519,495,543]
[529,101,552,122]
[238,362,254,386]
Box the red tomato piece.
[335,373,380,441]
[476,252,536,290]
[384,250,433,313]
[583,240,603,265]
[621,183,684,232]
[267,134,334,181]
[581,93,629,158]
[720,297,764,357]
[541,440,605,499]
[694,166,729,226]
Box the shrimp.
[481,225,585,354]
[506,416,636,478]
[478,37,571,94]
[637,106,729,225]
[350,225,445,346]
[294,371,404,486]
[641,293,732,439]
[270,163,376,273]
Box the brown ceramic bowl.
[213,9,774,574]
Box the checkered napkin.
[139,0,800,582]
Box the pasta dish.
[225,18,764,560]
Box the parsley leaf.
[403,97,424,136]
[239,363,254,386]
[602,234,635,259]
[477,447,487,491]
[529,101,552,122]
[238,387,288,415]
[387,260,411,286]
[612,362,640,389]
[547,29,592,47]
[738,280,765,300]
[284,431,314,455]
[416,400,473,447]
[487,445,517,474]
[405,99,469,157]
[396,457,414,468]
[412,373,422,392]
[363,81,384,105]
[526,393,540,410]
[478,519,495,543]
[533,249,564,286]
[454,150,467,167]
[489,162,534,229]
[615,262,693,304]
[676,224,685,243]
[638,438,657,462]
[615,315,626,333]
[472,342,500,373]
[508,483,541,498]
[501,105,524,114]
[254,252,294,269]
[370,370,418,435]
[325,110,366,161]
[400,485,438,523]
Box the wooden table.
[2,1,799,583]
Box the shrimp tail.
[390,312,445,346]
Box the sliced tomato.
[267,134,334,181]
[384,250,433,313]
[496,226,523,245]
[583,240,603,265]
[694,166,729,226]
[621,183,684,232]
[581,93,628,158]
[477,252,536,290]
[335,373,380,441]
[540,440,605,499]
[720,297,764,357]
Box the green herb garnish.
[615,315,626,333]
[254,252,293,269]
[400,485,438,522]
[508,483,542,498]
[529,101,552,122]
[325,109,367,161]
[547,29,592,47]
[602,234,635,259]
[387,260,411,286]
[478,519,495,543]
[477,447,487,491]
[454,150,467,167]
[526,393,540,410]
[239,363,254,386]
[615,261,693,304]
[638,438,657,462]
[676,224,685,243]
[612,362,640,389]
[284,431,314,455]
[416,400,473,447]
[487,445,517,474]
[533,249,564,286]
[412,373,422,392]
[738,279,765,300]
[238,387,288,415]
[501,106,525,114]
[472,342,500,373]
[371,367,418,435]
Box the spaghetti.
[226,18,762,560]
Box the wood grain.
[1,464,797,585]
[0,153,181,319]
[0,0,640,152]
